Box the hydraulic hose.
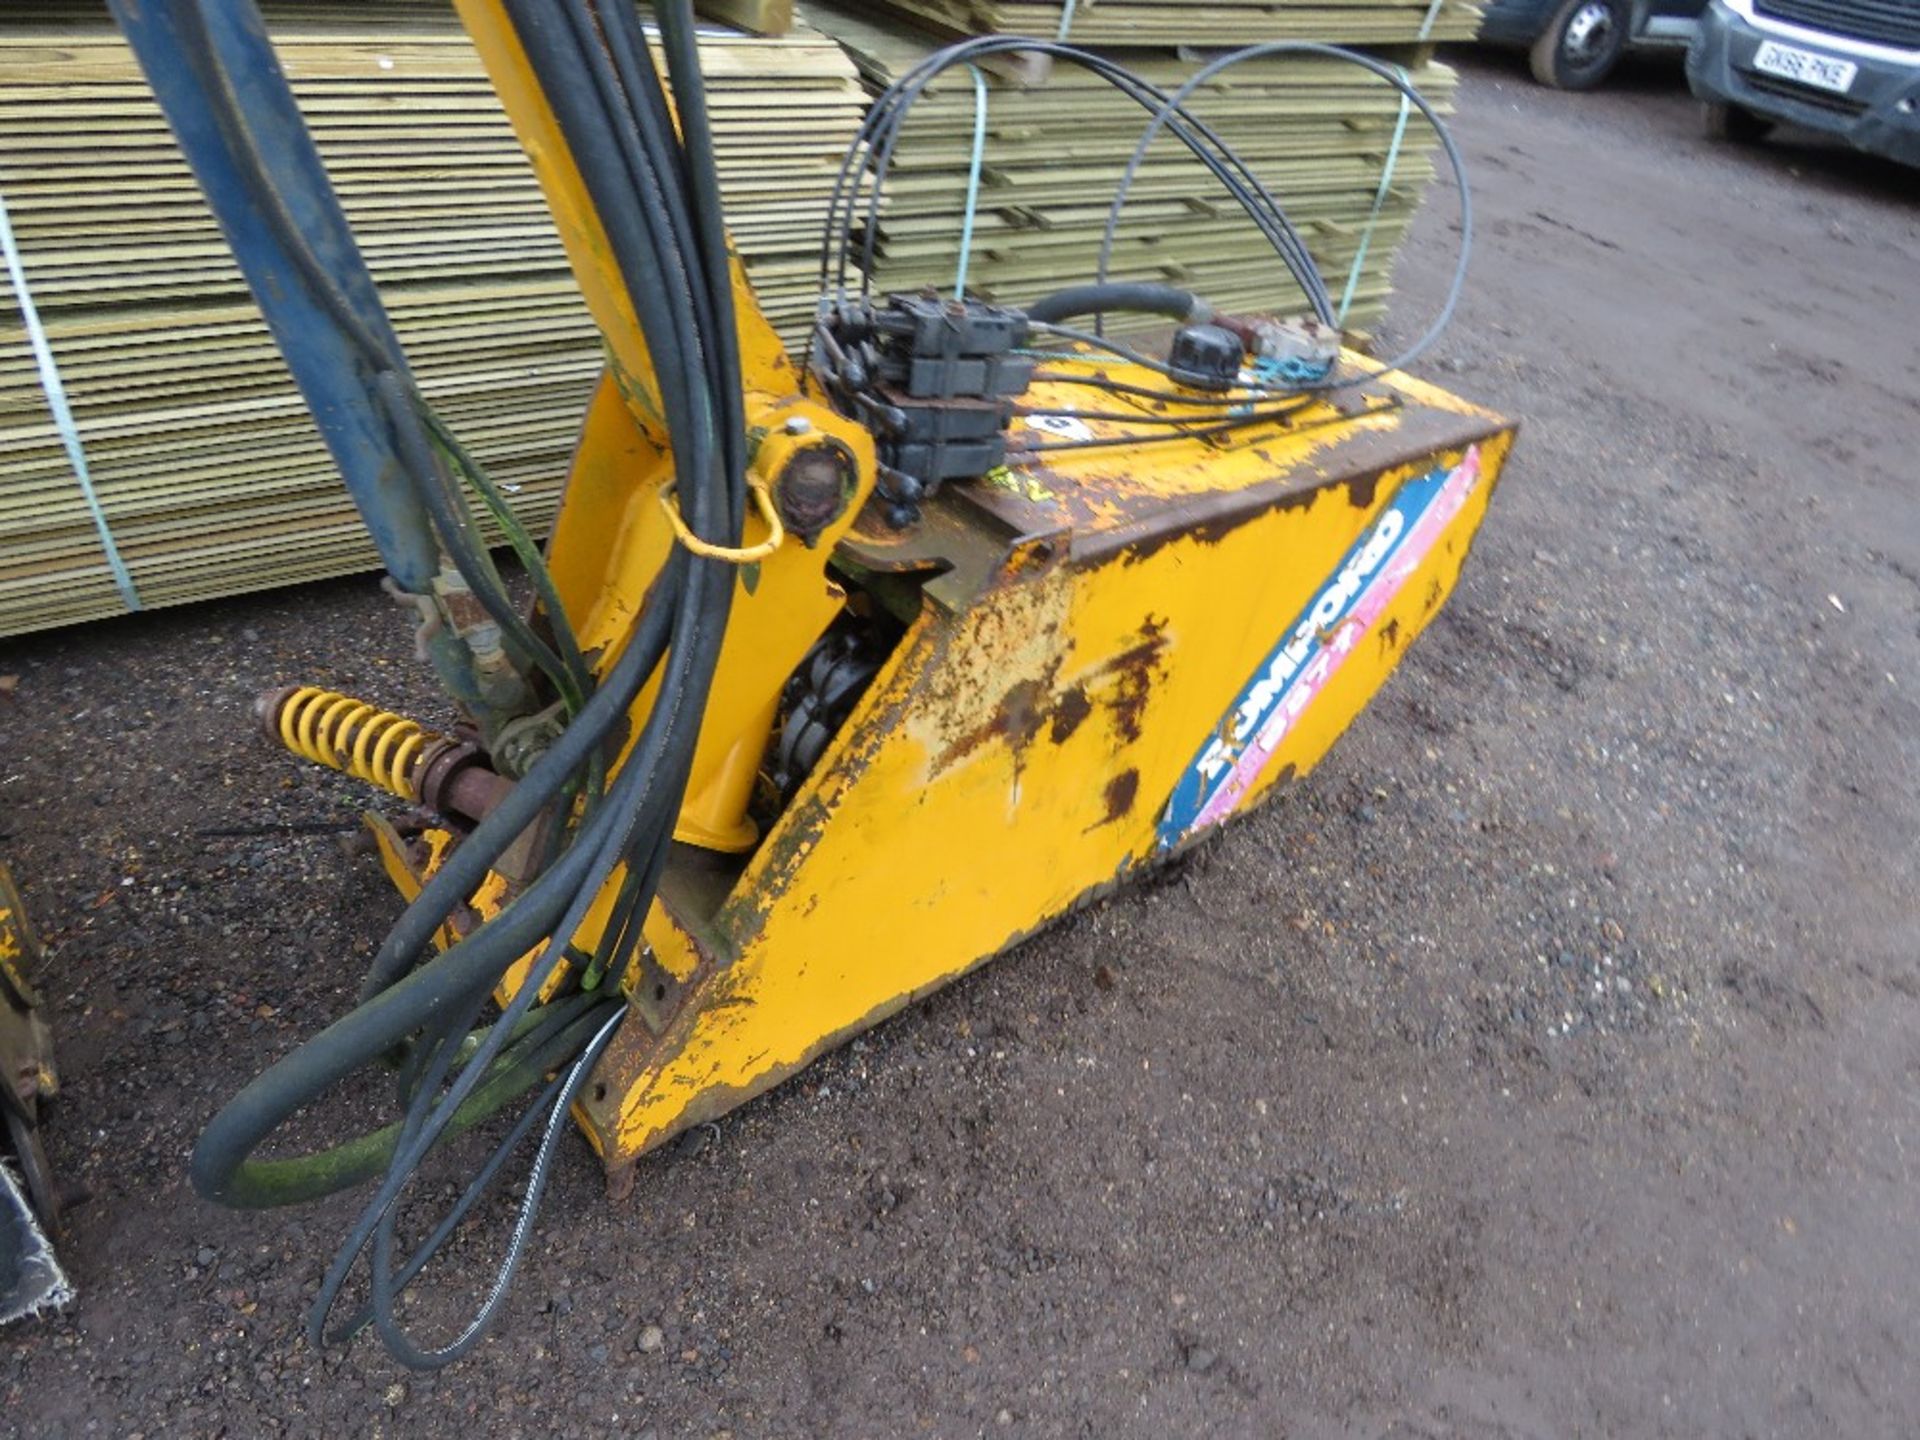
[377,373,573,707]
[1099,42,1474,388]
[817,37,1472,423]
[1024,282,1211,327]
[335,0,746,1367]
[162,0,752,1369]
[819,37,1338,326]
[155,0,589,711]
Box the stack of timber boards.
[0,2,867,636]
[840,0,1481,49]
[805,2,1457,332]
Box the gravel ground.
[3,50,1918,1439]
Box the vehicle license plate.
[1753,40,1858,94]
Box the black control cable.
[817,36,1338,328]
[167,0,749,1369]
[812,37,1471,463]
[1099,42,1474,390]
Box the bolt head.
[773,439,855,544]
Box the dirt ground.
[3,49,1918,1440]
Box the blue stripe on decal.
[1156,456,1462,850]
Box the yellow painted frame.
[563,380,1513,1183]
[344,4,1525,1190]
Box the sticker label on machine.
[1157,445,1484,850]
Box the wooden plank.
[802,0,1453,337]
[3,0,1459,637]
[697,0,797,35]
[836,0,1483,46]
[0,1,869,636]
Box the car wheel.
[1529,0,1629,90]
[1702,101,1775,143]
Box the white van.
[1687,0,1920,165]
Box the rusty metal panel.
[573,375,1515,1176]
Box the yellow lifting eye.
[657,474,786,565]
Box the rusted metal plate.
[969,373,1506,565]
[572,415,1513,1170]
[838,488,1042,612]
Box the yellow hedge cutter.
[108,0,1511,1365]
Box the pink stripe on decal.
[1191,447,1483,833]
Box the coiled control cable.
[161,0,747,1368]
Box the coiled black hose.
[1099,42,1474,389]
[157,0,749,1368]
[1024,282,1212,327]
[818,36,1340,326]
[815,36,1474,452]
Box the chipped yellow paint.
[901,564,1074,781]
[367,350,1512,1174]
[979,466,1057,504]
[323,3,1523,1179]
[1012,359,1403,518]
[578,411,1515,1169]
[0,909,21,973]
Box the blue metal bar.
[106,0,440,593]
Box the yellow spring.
[273,686,440,801]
